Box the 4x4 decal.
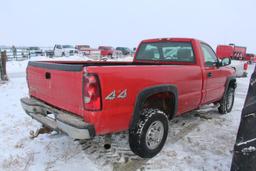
[105,89,127,100]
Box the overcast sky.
[0,0,255,52]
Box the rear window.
[136,42,195,63]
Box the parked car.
[116,47,131,55]
[44,49,54,58]
[21,38,236,158]
[54,45,77,57]
[27,47,43,57]
[76,45,101,60]
[98,46,114,57]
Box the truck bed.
[27,60,143,118]
[27,60,201,119]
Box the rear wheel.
[129,109,168,158]
[218,87,235,114]
[108,54,113,59]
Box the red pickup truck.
[21,38,236,158]
[98,46,114,57]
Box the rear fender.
[129,84,178,130]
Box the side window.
[55,45,61,49]
[201,43,217,66]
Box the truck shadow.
[78,107,221,171]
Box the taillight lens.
[83,73,101,111]
[244,63,248,70]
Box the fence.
[1,48,29,61]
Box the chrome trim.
[20,97,93,139]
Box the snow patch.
[241,146,256,154]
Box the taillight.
[26,67,30,94]
[244,63,248,70]
[83,73,101,111]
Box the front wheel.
[218,87,235,114]
[108,54,113,59]
[129,109,168,158]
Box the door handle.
[208,72,213,78]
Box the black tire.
[218,87,235,114]
[108,54,113,59]
[243,72,248,77]
[129,109,168,158]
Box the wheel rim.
[227,90,234,110]
[145,120,164,150]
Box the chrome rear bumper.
[20,97,95,139]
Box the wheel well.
[143,92,176,119]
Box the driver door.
[201,43,226,103]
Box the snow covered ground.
[0,57,254,171]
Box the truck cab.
[54,44,77,57]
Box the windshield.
[136,42,195,63]
[63,45,73,49]
[29,47,40,50]
[99,46,112,50]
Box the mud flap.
[231,66,256,171]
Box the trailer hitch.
[29,126,53,139]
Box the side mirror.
[221,58,231,66]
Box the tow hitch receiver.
[29,126,53,139]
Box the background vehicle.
[116,47,131,55]
[216,44,247,60]
[21,38,236,158]
[44,49,54,58]
[54,44,77,57]
[230,60,248,77]
[216,44,248,77]
[98,46,114,57]
[27,47,43,57]
[245,53,256,64]
[76,45,101,60]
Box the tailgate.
[27,61,84,116]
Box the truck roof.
[141,38,201,43]
[217,45,232,48]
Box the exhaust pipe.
[104,134,112,150]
